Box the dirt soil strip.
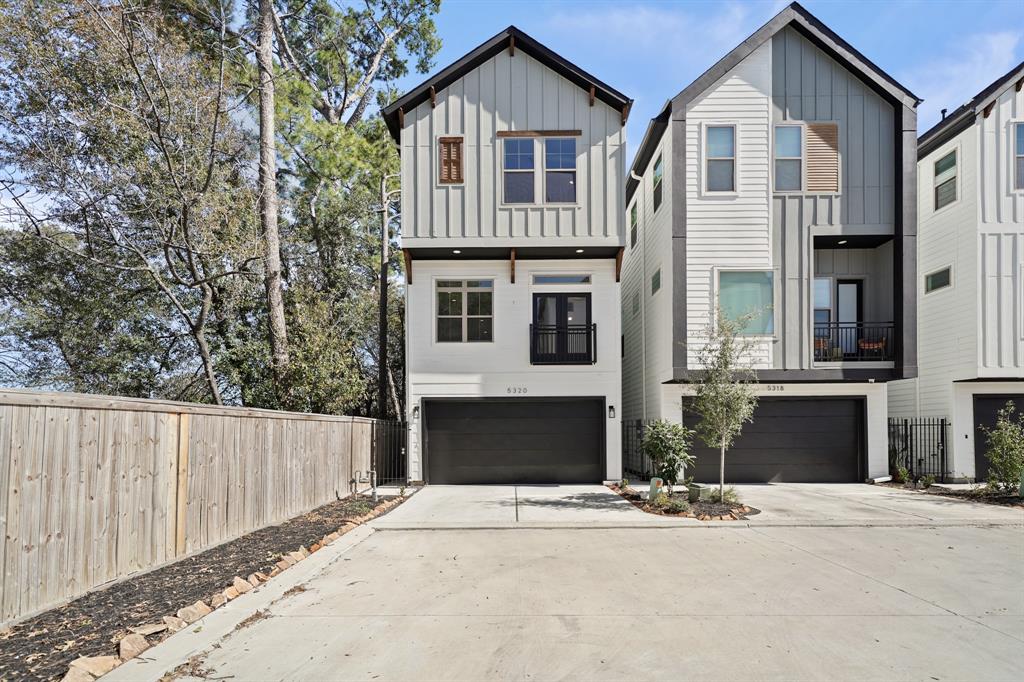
[0,494,402,682]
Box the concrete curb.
[103,524,377,682]
[371,519,1024,530]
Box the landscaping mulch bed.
[0,493,401,682]
[880,481,1024,508]
[611,485,760,520]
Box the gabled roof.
[381,26,633,143]
[918,60,1024,159]
[626,1,920,203]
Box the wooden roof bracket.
[614,247,624,283]
[429,86,436,108]
[589,85,595,107]
[509,35,515,56]
[403,249,413,284]
[397,106,404,128]
[621,102,632,125]
[510,248,516,284]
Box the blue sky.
[393,0,1024,163]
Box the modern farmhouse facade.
[383,28,631,484]
[888,62,1024,481]
[622,2,919,483]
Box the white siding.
[979,77,1024,225]
[399,51,625,248]
[684,41,774,368]
[405,259,622,480]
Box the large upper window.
[933,150,957,210]
[629,203,638,248]
[706,125,736,192]
[719,271,774,335]
[652,154,664,211]
[436,279,493,342]
[774,125,802,191]
[503,139,534,204]
[544,138,576,202]
[1015,123,1024,190]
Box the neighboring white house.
[382,28,631,484]
[622,2,919,483]
[888,62,1024,481]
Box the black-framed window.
[436,279,493,342]
[652,154,664,211]
[925,267,951,294]
[629,203,638,248]
[934,150,956,210]
[503,139,534,203]
[544,138,576,202]
[532,292,593,364]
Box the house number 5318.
[506,387,528,394]
[765,385,785,392]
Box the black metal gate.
[888,417,948,482]
[374,420,408,486]
[622,419,654,480]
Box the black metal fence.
[622,419,654,480]
[888,417,948,482]
[814,322,895,362]
[529,323,597,365]
[373,419,408,486]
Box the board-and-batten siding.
[685,40,773,369]
[770,27,896,370]
[401,50,624,244]
[0,391,376,626]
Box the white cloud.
[900,31,1023,131]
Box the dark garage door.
[683,398,863,483]
[424,399,604,484]
[973,394,1024,481]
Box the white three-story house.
[383,27,631,484]
[622,2,919,483]
[888,62,1024,481]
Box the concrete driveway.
[108,485,1024,682]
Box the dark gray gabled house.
[621,2,919,483]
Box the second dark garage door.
[424,399,604,484]
[683,398,864,483]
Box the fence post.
[939,418,947,483]
[174,413,190,557]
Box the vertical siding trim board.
[671,116,687,370]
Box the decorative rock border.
[60,494,409,681]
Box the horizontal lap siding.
[0,391,381,626]
[402,50,624,242]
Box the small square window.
[925,267,952,294]
[719,271,774,335]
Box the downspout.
[630,170,648,420]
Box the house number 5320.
[506,387,528,394]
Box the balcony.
[814,322,895,363]
[529,324,597,365]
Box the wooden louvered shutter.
[439,137,463,184]
[806,123,839,193]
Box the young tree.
[640,419,695,494]
[981,401,1024,493]
[691,310,759,501]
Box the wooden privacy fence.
[0,389,383,626]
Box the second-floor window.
[437,279,493,343]
[934,150,957,210]
[653,154,664,211]
[774,125,802,191]
[1015,122,1024,190]
[706,125,736,192]
[719,270,774,336]
[545,138,576,202]
[629,203,638,248]
[503,139,534,203]
[438,137,463,184]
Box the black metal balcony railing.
[814,322,895,362]
[530,323,597,365]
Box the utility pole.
[378,174,401,419]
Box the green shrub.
[665,498,690,514]
[709,486,740,504]
[650,492,669,508]
[921,475,935,489]
[893,465,910,485]
[640,419,695,493]
[982,401,1024,492]
[621,478,630,489]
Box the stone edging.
[59,494,409,682]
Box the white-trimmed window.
[629,203,638,248]
[933,150,957,210]
[719,270,775,335]
[653,154,664,211]
[503,139,534,204]
[924,266,952,294]
[544,138,576,202]
[774,125,803,191]
[1014,122,1024,190]
[436,279,493,342]
[705,125,736,192]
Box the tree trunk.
[719,440,726,502]
[257,0,289,394]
